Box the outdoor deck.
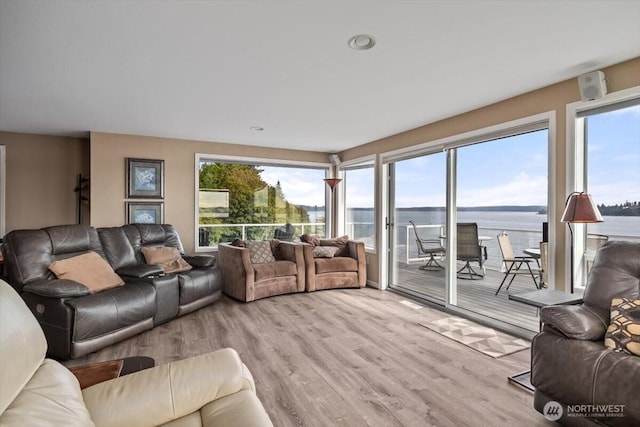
[393,260,543,331]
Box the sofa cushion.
[312,246,340,258]
[141,246,192,274]
[245,240,276,264]
[315,257,358,274]
[604,297,640,356]
[253,261,297,282]
[48,252,124,294]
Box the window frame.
[194,153,331,251]
[380,111,555,293]
[565,85,640,289]
[338,155,377,252]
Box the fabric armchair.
[302,238,367,292]
[217,240,305,302]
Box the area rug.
[419,316,530,358]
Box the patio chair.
[409,221,446,270]
[274,223,295,242]
[456,223,484,279]
[495,233,541,295]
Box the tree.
[198,163,310,243]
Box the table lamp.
[561,192,603,292]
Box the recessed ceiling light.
[250,126,264,131]
[348,34,376,50]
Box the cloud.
[260,167,326,206]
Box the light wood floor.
[65,288,548,427]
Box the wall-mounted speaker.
[329,154,341,166]
[578,71,607,101]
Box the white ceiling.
[1,1,639,153]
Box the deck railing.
[198,222,325,246]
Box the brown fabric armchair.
[217,240,305,302]
[301,239,366,292]
[531,241,640,426]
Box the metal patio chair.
[409,221,446,270]
[495,233,541,295]
[274,223,295,242]
[456,223,484,279]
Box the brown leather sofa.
[0,279,274,427]
[531,241,640,426]
[301,239,366,291]
[217,240,305,302]
[1,224,222,360]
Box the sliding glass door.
[454,131,547,331]
[387,121,549,332]
[388,152,447,304]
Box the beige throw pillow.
[312,246,341,258]
[141,246,193,274]
[49,251,124,294]
[245,240,276,264]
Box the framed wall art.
[126,158,164,199]
[126,201,164,224]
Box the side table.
[507,289,583,392]
[70,356,155,389]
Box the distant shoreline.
[332,205,639,217]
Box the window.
[571,94,640,287]
[196,155,328,249]
[341,160,375,250]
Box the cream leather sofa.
[0,279,273,427]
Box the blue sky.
[259,105,639,208]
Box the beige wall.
[340,57,640,291]
[90,132,329,254]
[0,132,89,233]
[3,58,638,288]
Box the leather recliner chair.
[531,241,640,426]
[0,279,274,427]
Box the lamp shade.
[561,192,604,223]
[324,178,342,189]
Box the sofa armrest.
[82,348,260,427]
[347,240,367,287]
[183,255,216,269]
[218,244,254,301]
[117,264,164,278]
[300,243,316,291]
[279,242,305,292]
[22,279,90,298]
[540,304,609,340]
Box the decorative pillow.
[319,235,350,256]
[49,251,124,294]
[604,298,640,356]
[245,240,276,264]
[301,234,320,246]
[312,246,341,258]
[141,246,193,274]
